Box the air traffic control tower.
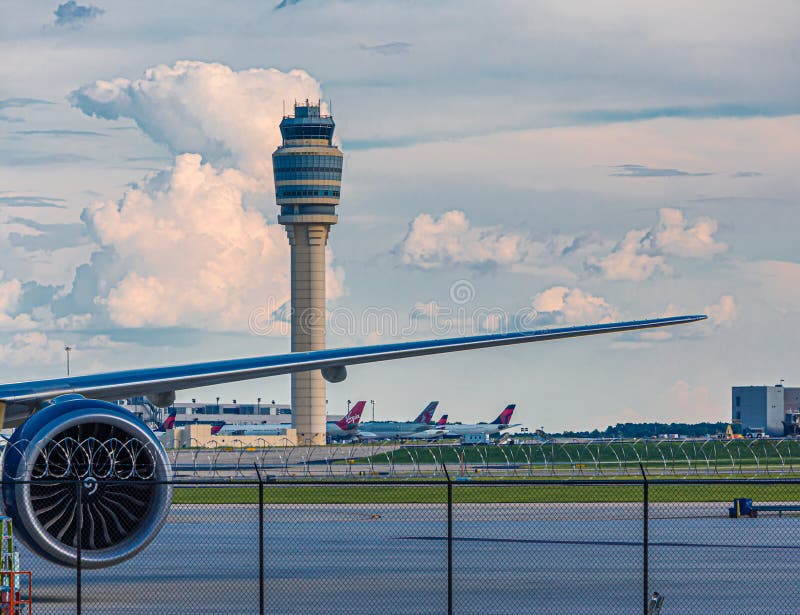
[273,100,342,445]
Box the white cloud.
[69,60,323,179]
[587,208,726,280]
[587,229,670,281]
[0,276,36,331]
[64,62,346,332]
[649,208,727,258]
[85,154,342,330]
[531,286,620,325]
[705,294,737,327]
[410,300,445,320]
[398,210,529,269]
[0,332,65,366]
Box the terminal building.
[113,397,293,428]
[732,384,800,436]
[166,400,292,428]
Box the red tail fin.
[490,404,515,425]
[413,401,439,424]
[161,408,177,430]
[336,400,366,430]
[437,415,448,426]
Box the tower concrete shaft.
[273,100,342,445]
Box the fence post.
[639,463,648,615]
[76,480,82,615]
[442,463,453,615]
[254,464,265,615]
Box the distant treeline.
[548,422,732,439]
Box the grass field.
[348,440,800,471]
[172,482,800,505]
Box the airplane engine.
[1,396,172,568]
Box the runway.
[19,501,800,614]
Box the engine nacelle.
[2,397,172,568]
[146,391,176,408]
[321,364,347,383]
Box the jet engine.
[1,396,172,568]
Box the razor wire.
[9,436,800,480]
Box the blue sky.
[0,1,798,429]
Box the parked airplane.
[326,400,367,441]
[194,401,368,441]
[412,401,439,424]
[440,404,520,437]
[0,314,704,568]
[359,401,445,439]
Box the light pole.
[347,399,351,413]
[216,396,220,415]
[64,346,72,376]
[370,400,375,422]
[257,397,261,415]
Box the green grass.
[351,441,800,468]
[172,483,800,506]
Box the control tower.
[273,100,342,445]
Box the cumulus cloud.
[0,331,126,368]
[410,301,445,320]
[59,61,347,332]
[613,294,735,349]
[586,229,670,281]
[398,210,529,270]
[69,61,323,178]
[531,286,620,325]
[83,154,342,329]
[53,1,104,28]
[0,276,36,331]
[705,294,737,327]
[649,208,726,258]
[587,208,726,280]
[0,332,65,366]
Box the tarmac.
[18,501,800,614]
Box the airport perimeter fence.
[165,438,800,479]
[7,473,800,614]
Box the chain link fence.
[160,439,800,479]
[5,475,800,614]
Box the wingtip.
[662,314,707,323]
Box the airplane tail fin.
[161,408,177,431]
[437,415,448,426]
[336,400,366,430]
[490,404,516,425]
[413,401,439,424]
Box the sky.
[0,0,798,430]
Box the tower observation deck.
[273,100,342,445]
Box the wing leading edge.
[0,314,706,427]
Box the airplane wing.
[0,314,705,427]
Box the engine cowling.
[2,397,172,568]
